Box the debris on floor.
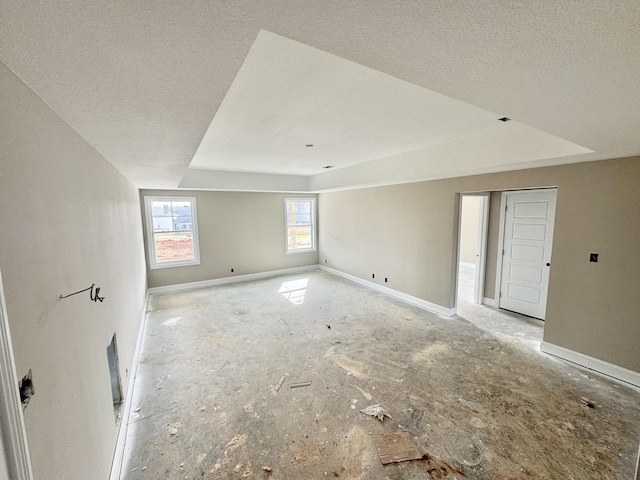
[457,398,488,414]
[360,404,391,421]
[581,397,596,408]
[275,375,286,392]
[262,466,272,472]
[350,383,373,400]
[168,422,180,436]
[290,381,312,388]
[373,431,422,465]
[421,453,466,478]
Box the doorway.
[456,193,490,307]
[496,189,557,320]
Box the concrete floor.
[120,269,640,479]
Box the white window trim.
[144,196,200,269]
[285,198,317,254]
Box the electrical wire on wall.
[60,283,105,302]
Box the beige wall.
[0,64,147,480]
[319,156,640,373]
[459,196,482,264]
[141,190,319,288]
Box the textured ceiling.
[1,1,639,191]
[189,31,589,178]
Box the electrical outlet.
[231,268,234,272]
[590,253,598,263]
[325,259,327,263]
[385,277,388,283]
[372,274,375,279]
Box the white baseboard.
[319,265,455,317]
[482,297,496,307]
[147,265,319,295]
[540,341,640,388]
[109,291,150,480]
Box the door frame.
[494,188,557,312]
[455,192,490,308]
[0,269,34,480]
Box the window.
[285,198,316,253]
[144,196,200,269]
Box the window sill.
[150,260,200,270]
[286,248,317,255]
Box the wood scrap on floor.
[373,431,422,465]
[290,381,312,388]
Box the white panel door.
[499,190,556,319]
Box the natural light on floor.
[278,278,308,305]
[162,317,182,327]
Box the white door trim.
[494,193,508,310]
[494,188,556,312]
[0,269,34,480]
[474,193,490,305]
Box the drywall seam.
[109,292,150,480]
[482,297,496,307]
[147,265,319,295]
[0,270,33,480]
[540,341,640,389]
[319,266,455,317]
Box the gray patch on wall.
[19,369,34,409]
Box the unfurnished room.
[0,2,639,480]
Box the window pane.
[153,231,195,263]
[285,199,315,253]
[173,203,193,231]
[288,225,312,250]
[151,201,174,232]
[287,202,311,226]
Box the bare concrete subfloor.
[120,270,640,479]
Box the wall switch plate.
[590,253,598,262]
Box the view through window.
[145,197,200,268]
[285,198,315,253]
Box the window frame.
[144,196,200,269]
[284,198,317,254]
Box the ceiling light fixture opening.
[498,117,511,122]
